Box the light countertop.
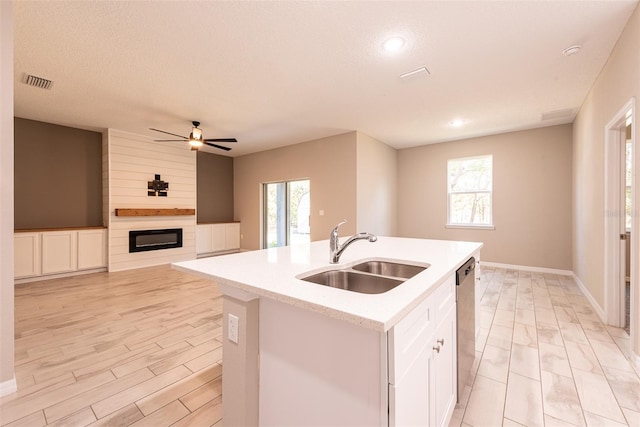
[173,236,482,332]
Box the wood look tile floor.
[0,265,224,427]
[451,267,640,427]
[2,264,639,426]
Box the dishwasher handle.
[456,257,476,285]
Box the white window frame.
[446,155,495,230]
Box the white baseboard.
[480,261,573,276]
[0,376,16,397]
[571,273,606,323]
[14,267,107,285]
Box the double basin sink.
[298,259,429,294]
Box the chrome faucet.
[329,220,377,264]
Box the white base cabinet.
[196,223,240,256]
[15,229,107,279]
[246,273,459,426]
[77,229,108,270]
[42,231,77,274]
[389,274,457,427]
[14,233,41,278]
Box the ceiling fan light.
[191,127,203,140]
[188,133,203,147]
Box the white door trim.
[604,98,635,331]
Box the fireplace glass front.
[129,228,183,253]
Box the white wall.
[397,125,573,270]
[234,132,358,250]
[0,0,15,395]
[572,4,640,353]
[107,130,197,271]
[356,132,397,236]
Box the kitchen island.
[173,236,482,426]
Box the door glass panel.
[263,179,310,248]
[264,182,286,248]
[289,180,310,246]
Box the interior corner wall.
[356,132,397,236]
[234,132,357,250]
[572,4,640,350]
[196,151,234,223]
[0,0,15,394]
[397,124,573,270]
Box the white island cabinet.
[173,236,482,426]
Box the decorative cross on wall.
[148,174,169,197]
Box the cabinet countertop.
[196,221,240,225]
[173,236,482,332]
[15,226,107,233]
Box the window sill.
[446,224,495,230]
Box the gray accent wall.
[197,151,234,222]
[14,118,103,229]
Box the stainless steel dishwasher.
[456,257,476,401]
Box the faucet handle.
[331,220,347,236]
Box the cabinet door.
[211,224,226,252]
[196,225,212,254]
[389,341,434,427]
[14,233,41,278]
[434,306,457,427]
[42,231,77,274]
[77,229,107,270]
[225,223,240,250]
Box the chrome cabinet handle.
[437,338,445,346]
[433,345,441,353]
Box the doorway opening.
[624,119,632,334]
[604,99,635,340]
[262,179,310,248]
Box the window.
[447,155,493,227]
[263,179,310,248]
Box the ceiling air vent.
[23,73,53,90]
[540,108,574,121]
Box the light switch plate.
[228,313,239,344]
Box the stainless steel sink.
[300,270,404,294]
[351,260,427,279]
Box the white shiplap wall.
[107,129,196,272]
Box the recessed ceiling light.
[449,119,466,128]
[383,36,405,52]
[562,45,581,57]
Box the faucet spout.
[329,220,377,264]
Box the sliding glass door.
[263,179,310,248]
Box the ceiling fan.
[150,121,237,151]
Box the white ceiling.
[13,0,639,157]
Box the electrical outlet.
[228,313,239,344]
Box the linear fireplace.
[129,228,183,253]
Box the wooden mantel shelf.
[115,208,196,217]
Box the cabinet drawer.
[388,293,435,385]
[435,275,456,323]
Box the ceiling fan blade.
[149,128,187,139]
[154,139,188,142]
[204,138,238,143]
[204,142,232,151]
